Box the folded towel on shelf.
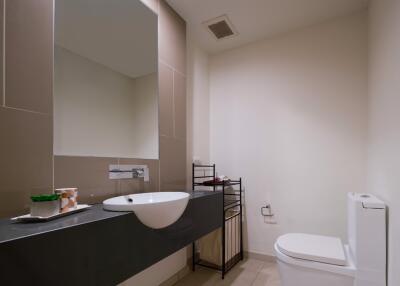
[202,175,231,186]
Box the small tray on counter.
[11,204,92,222]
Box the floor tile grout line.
[174,259,276,286]
[250,261,267,286]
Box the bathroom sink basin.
[103,192,190,229]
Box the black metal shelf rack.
[191,163,243,279]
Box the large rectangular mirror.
[54,0,158,159]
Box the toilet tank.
[347,193,386,286]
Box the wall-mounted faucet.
[109,165,150,181]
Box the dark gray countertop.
[0,190,223,286]
[0,190,216,244]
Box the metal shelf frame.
[191,163,243,279]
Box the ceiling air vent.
[203,15,238,40]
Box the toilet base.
[277,259,354,286]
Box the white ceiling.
[166,0,369,54]
[55,0,157,78]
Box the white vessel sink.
[103,192,190,229]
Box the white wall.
[209,12,368,255]
[187,39,210,165]
[54,46,158,159]
[368,1,400,285]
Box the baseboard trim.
[244,251,276,262]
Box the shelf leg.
[192,242,196,272]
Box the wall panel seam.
[159,59,186,77]
[172,70,176,138]
[2,105,50,116]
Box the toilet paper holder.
[261,204,275,217]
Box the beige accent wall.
[368,1,400,285]
[157,0,187,192]
[54,156,159,205]
[0,0,54,218]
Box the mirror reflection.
[54,0,158,159]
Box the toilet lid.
[276,233,346,266]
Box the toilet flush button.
[360,194,385,209]
[362,202,385,209]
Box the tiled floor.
[174,259,281,286]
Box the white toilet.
[274,193,386,286]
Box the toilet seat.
[276,233,346,266]
[274,237,356,278]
